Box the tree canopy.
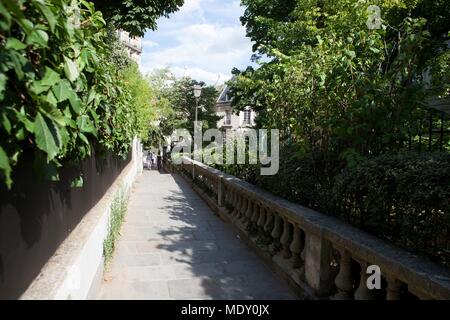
[145,70,221,148]
[91,0,185,37]
[229,0,450,164]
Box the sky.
[140,0,254,85]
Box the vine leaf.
[26,29,48,47]
[67,90,81,114]
[41,67,60,87]
[0,146,12,189]
[77,115,95,134]
[34,112,61,161]
[5,37,27,50]
[30,67,61,95]
[70,175,84,188]
[64,56,79,82]
[35,1,56,33]
[52,80,71,102]
[1,114,11,134]
[40,103,67,127]
[0,74,6,100]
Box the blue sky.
[141,0,254,85]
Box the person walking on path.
[157,153,162,171]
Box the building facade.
[215,85,256,136]
[117,30,143,66]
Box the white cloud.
[140,0,253,85]
[142,39,158,48]
[170,66,231,85]
[181,0,204,15]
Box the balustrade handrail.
[165,156,450,299]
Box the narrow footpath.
[96,170,297,300]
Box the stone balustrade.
[163,156,450,300]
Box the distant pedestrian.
[157,154,162,171]
[146,152,153,170]
[150,152,155,167]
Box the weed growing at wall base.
[103,185,129,265]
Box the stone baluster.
[205,172,209,189]
[228,189,234,215]
[227,185,232,206]
[210,175,215,193]
[299,239,307,281]
[304,232,332,296]
[257,204,266,233]
[386,276,402,300]
[231,189,241,216]
[333,248,354,300]
[243,196,253,224]
[238,194,247,219]
[264,210,274,237]
[354,260,376,300]
[217,177,224,207]
[271,213,283,245]
[280,218,293,259]
[212,176,217,194]
[290,226,304,268]
[250,200,259,225]
[224,184,230,205]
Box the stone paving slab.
[96,170,298,300]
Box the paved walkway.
[96,170,297,300]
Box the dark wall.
[0,149,131,299]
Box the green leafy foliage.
[333,152,450,266]
[91,0,185,37]
[231,0,450,159]
[0,0,151,188]
[120,63,156,142]
[148,70,221,144]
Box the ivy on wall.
[0,0,140,188]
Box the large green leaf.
[40,103,67,127]
[30,67,61,95]
[52,80,72,102]
[0,146,12,188]
[67,90,81,114]
[35,1,56,33]
[64,56,79,82]
[34,112,61,161]
[0,73,6,100]
[14,107,35,133]
[5,38,27,50]
[26,29,49,47]
[77,115,95,134]
[1,113,11,134]
[41,67,60,87]
[0,2,12,30]
[46,90,58,107]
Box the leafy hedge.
[218,148,450,266]
[333,152,450,265]
[0,0,140,188]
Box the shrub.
[255,144,338,213]
[333,152,450,265]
